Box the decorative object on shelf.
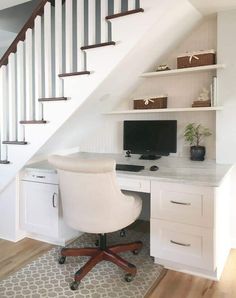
[192,88,211,107]
[184,123,212,161]
[125,150,131,158]
[177,49,216,69]
[210,76,218,107]
[156,64,170,72]
[133,96,167,110]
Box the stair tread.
[2,141,28,145]
[81,41,116,51]
[38,97,68,102]
[0,160,10,164]
[20,120,47,124]
[59,71,91,78]
[106,8,144,20]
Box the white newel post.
[128,0,136,11]
[0,66,8,160]
[77,0,85,70]
[25,29,34,120]
[8,53,17,141]
[16,42,25,141]
[113,0,122,14]
[55,0,63,96]
[100,0,108,43]
[34,15,43,120]
[44,2,52,98]
[88,0,96,45]
[66,0,73,73]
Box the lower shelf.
[105,107,223,115]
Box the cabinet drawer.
[117,176,150,193]
[21,170,59,185]
[151,181,214,227]
[151,219,215,271]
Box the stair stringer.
[0,0,202,193]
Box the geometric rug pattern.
[0,229,163,298]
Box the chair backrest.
[48,155,124,233]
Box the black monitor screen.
[123,120,177,155]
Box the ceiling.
[0,0,31,11]
[189,0,236,15]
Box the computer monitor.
[123,120,177,160]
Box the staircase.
[0,0,202,193]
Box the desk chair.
[48,155,143,290]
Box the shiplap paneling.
[79,17,217,159]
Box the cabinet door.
[21,181,59,238]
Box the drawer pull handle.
[170,200,191,206]
[52,192,57,208]
[35,175,46,179]
[170,240,191,247]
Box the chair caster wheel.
[132,249,139,255]
[58,256,66,264]
[70,280,80,290]
[120,229,126,237]
[95,239,99,246]
[124,273,134,282]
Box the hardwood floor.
[0,238,53,280]
[149,249,236,298]
[0,236,236,298]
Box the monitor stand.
[139,154,161,160]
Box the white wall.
[216,10,236,164]
[79,17,217,159]
[216,10,236,247]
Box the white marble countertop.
[24,152,233,187]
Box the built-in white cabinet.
[20,170,79,245]
[150,180,231,280]
[21,181,59,238]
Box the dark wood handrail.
[0,0,59,67]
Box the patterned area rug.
[0,229,163,298]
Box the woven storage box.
[192,100,211,107]
[177,50,216,69]
[133,97,167,110]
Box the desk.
[21,153,232,280]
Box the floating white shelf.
[140,64,226,78]
[105,107,223,115]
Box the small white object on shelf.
[198,88,210,101]
[141,64,225,78]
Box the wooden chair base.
[59,238,143,288]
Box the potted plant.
[184,123,212,161]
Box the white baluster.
[0,66,8,160]
[44,2,52,98]
[34,15,43,120]
[25,28,33,120]
[55,0,63,96]
[88,0,96,45]
[65,0,73,73]
[101,0,108,43]
[128,0,136,11]
[8,53,17,141]
[77,0,85,70]
[113,0,122,14]
[16,41,25,141]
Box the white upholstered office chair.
[48,155,143,290]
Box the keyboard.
[116,164,144,172]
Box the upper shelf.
[140,64,226,78]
